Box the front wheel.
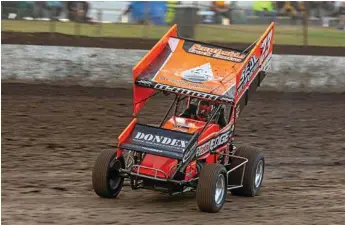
[92,149,125,198]
[196,164,227,213]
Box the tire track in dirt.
[2,83,345,225]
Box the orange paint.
[118,118,137,145]
[151,38,241,96]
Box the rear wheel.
[228,145,265,196]
[196,164,227,213]
[92,149,125,198]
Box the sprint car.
[92,22,274,213]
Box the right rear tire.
[196,164,227,213]
[228,145,265,197]
[92,149,125,198]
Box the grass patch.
[2,20,345,47]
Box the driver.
[180,98,215,122]
[180,98,228,127]
[195,100,214,122]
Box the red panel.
[136,154,178,179]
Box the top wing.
[132,23,274,116]
[145,38,247,98]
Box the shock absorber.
[196,160,205,173]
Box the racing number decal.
[237,29,273,94]
[259,30,273,65]
[237,55,259,93]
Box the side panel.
[132,25,178,116]
[117,118,137,158]
[234,22,274,112]
[132,24,178,79]
[195,123,235,159]
[118,118,137,144]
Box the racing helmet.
[196,100,214,121]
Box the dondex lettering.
[134,132,187,148]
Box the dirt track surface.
[2,83,345,225]
[2,31,345,56]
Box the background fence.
[1,1,345,47]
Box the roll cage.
[121,91,236,178]
[159,94,233,129]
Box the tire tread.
[196,164,227,213]
[92,149,121,198]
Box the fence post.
[73,2,82,37]
[49,8,56,37]
[97,9,103,36]
[16,6,22,19]
[303,1,309,46]
[74,7,81,37]
[174,5,198,39]
[142,2,150,38]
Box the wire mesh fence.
[1,1,344,47]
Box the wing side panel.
[132,25,178,116]
[235,22,275,103]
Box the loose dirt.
[2,83,345,225]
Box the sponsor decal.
[134,131,187,150]
[153,83,233,103]
[195,141,211,157]
[235,104,240,119]
[180,63,218,83]
[195,125,234,157]
[237,55,259,93]
[261,52,272,72]
[136,79,153,87]
[186,43,246,63]
[158,76,221,92]
[236,29,273,95]
[259,30,273,66]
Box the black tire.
[228,145,265,197]
[92,149,125,198]
[196,164,227,213]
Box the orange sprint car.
[92,22,274,213]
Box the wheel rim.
[109,159,122,190]
[109,177,121,190]
[215,174,225,205]
[255,160,264,188]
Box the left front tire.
[92,149,125,198]
[196,163,227,213]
